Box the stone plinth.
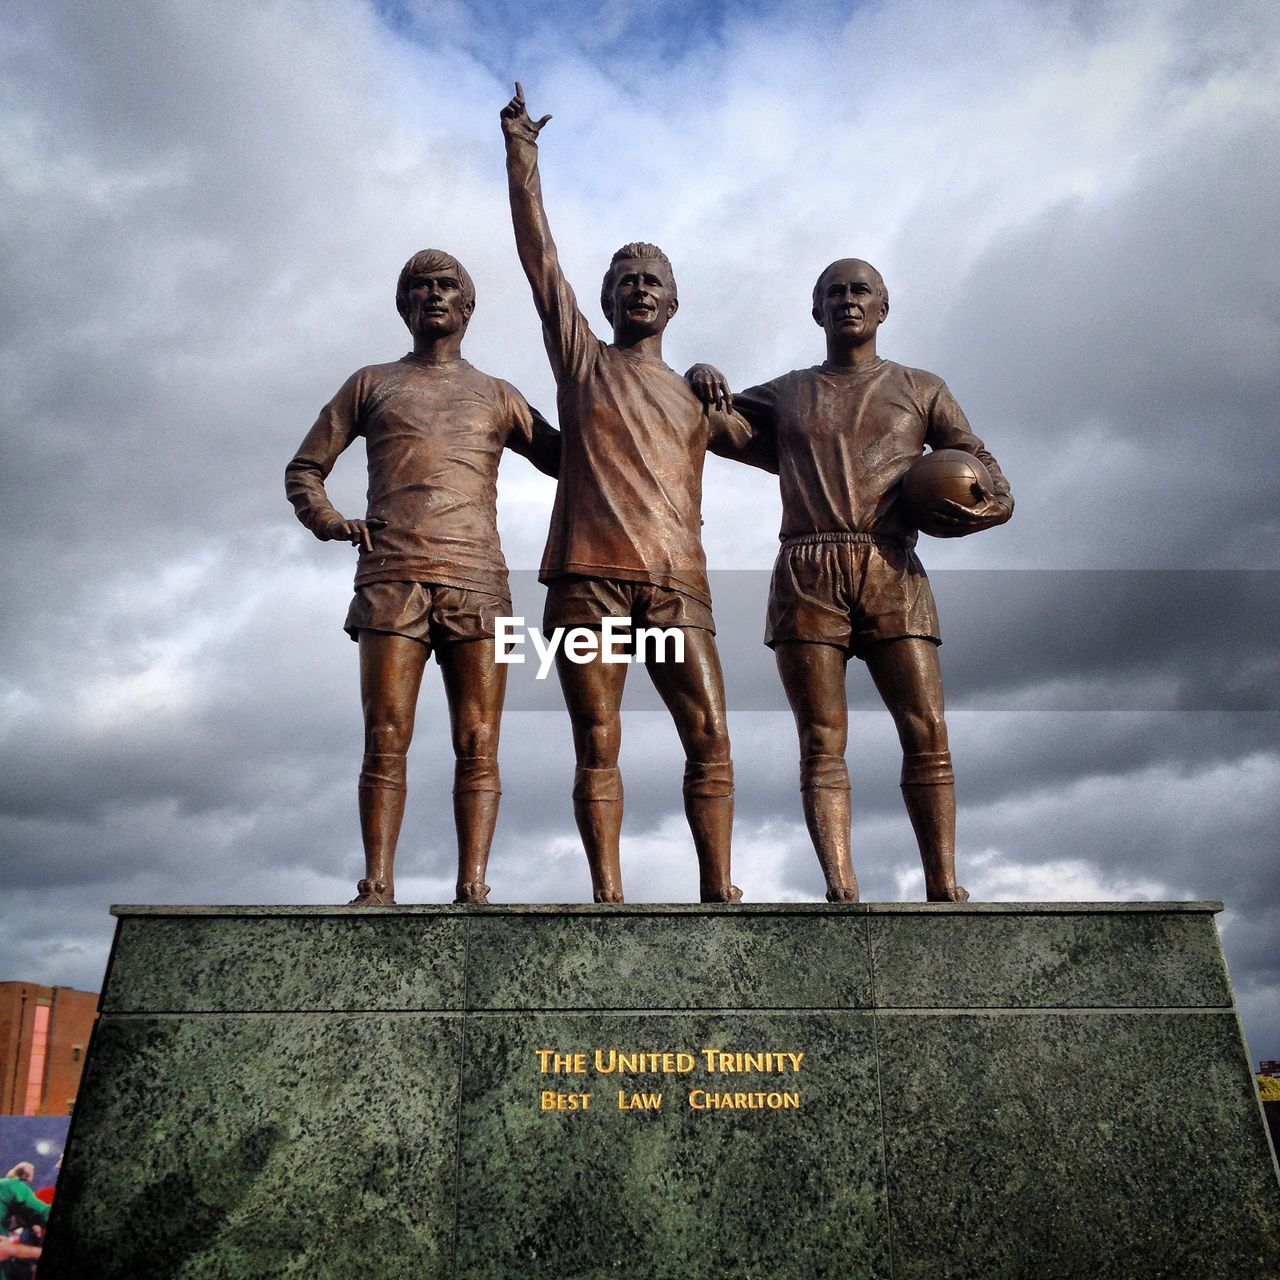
[42,903,1280,1278]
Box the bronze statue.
[689,258,1013,902]
[286,250,559,905]
[501,83,748,904]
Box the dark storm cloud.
[917,107,1280,572]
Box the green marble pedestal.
[43,903,1280,1279]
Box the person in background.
[34,1157,60,1206]
[0,1175,47,1279]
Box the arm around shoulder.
[705,376,781,474]
[504,387,561,479]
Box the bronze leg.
[863,637,968,902]
[774,642,858,901]
[555,646,628,902]
[646,629,740,903]
[438,638,507,904]
[354,631,429,905]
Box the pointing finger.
[515,81,524,103]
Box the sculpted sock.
[357,752,408,899]
[899,750,961,900]
[683,760,739,902]
[453,757,501,902]
[573,766,624,902]
[800,753,857,901]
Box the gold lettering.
[618,1090,663,1110]
[540,1091,591,1110]
[684,1090,801,1111]
[697,1048,806,1073]
[537,1050,586,1074]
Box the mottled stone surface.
[869,908,1232,1009]
[45,903,1280,1278]
[103,913,466,1012]
[43,1013,461,1280]
[877,1010,1280,1279]
[465,909,872,1010]
[455,1012,887,1279]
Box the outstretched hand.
[500,82,552,144]
[927,485,1014,537]
[685,363,734,412]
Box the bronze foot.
[825,885,860,903]
[454,881,492,905]
[593,888,624,904]
[349,878,396,906]
[701,884,743,904]
[927,884,970,902]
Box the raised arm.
[500,82,593,380]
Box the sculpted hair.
[396,249,476,320]
[812,259,888,312]
[600,242,676,319]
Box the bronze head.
[396,249,476,338]
[600,242,678,338]
[811,258,889,342]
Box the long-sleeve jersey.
[0,1177,50,1226]
[729,359,1011,545]
[286,354,559,594]
[506,140,749,607]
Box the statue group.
[285,85,1013,908]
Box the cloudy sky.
[2,0,1277,1062]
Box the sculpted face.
[605,258,678,338]
[812,259,887,344]
[404,270,474,340]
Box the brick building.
[0,982,99,1116]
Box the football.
[899,449,993,537]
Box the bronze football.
[900,449,993,537]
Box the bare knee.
[364,708,414,756]
[680,706,731,763]
[573,715,621,768]
[895,710,948,755]
[453,718,500,760]
[798,717,846,760]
